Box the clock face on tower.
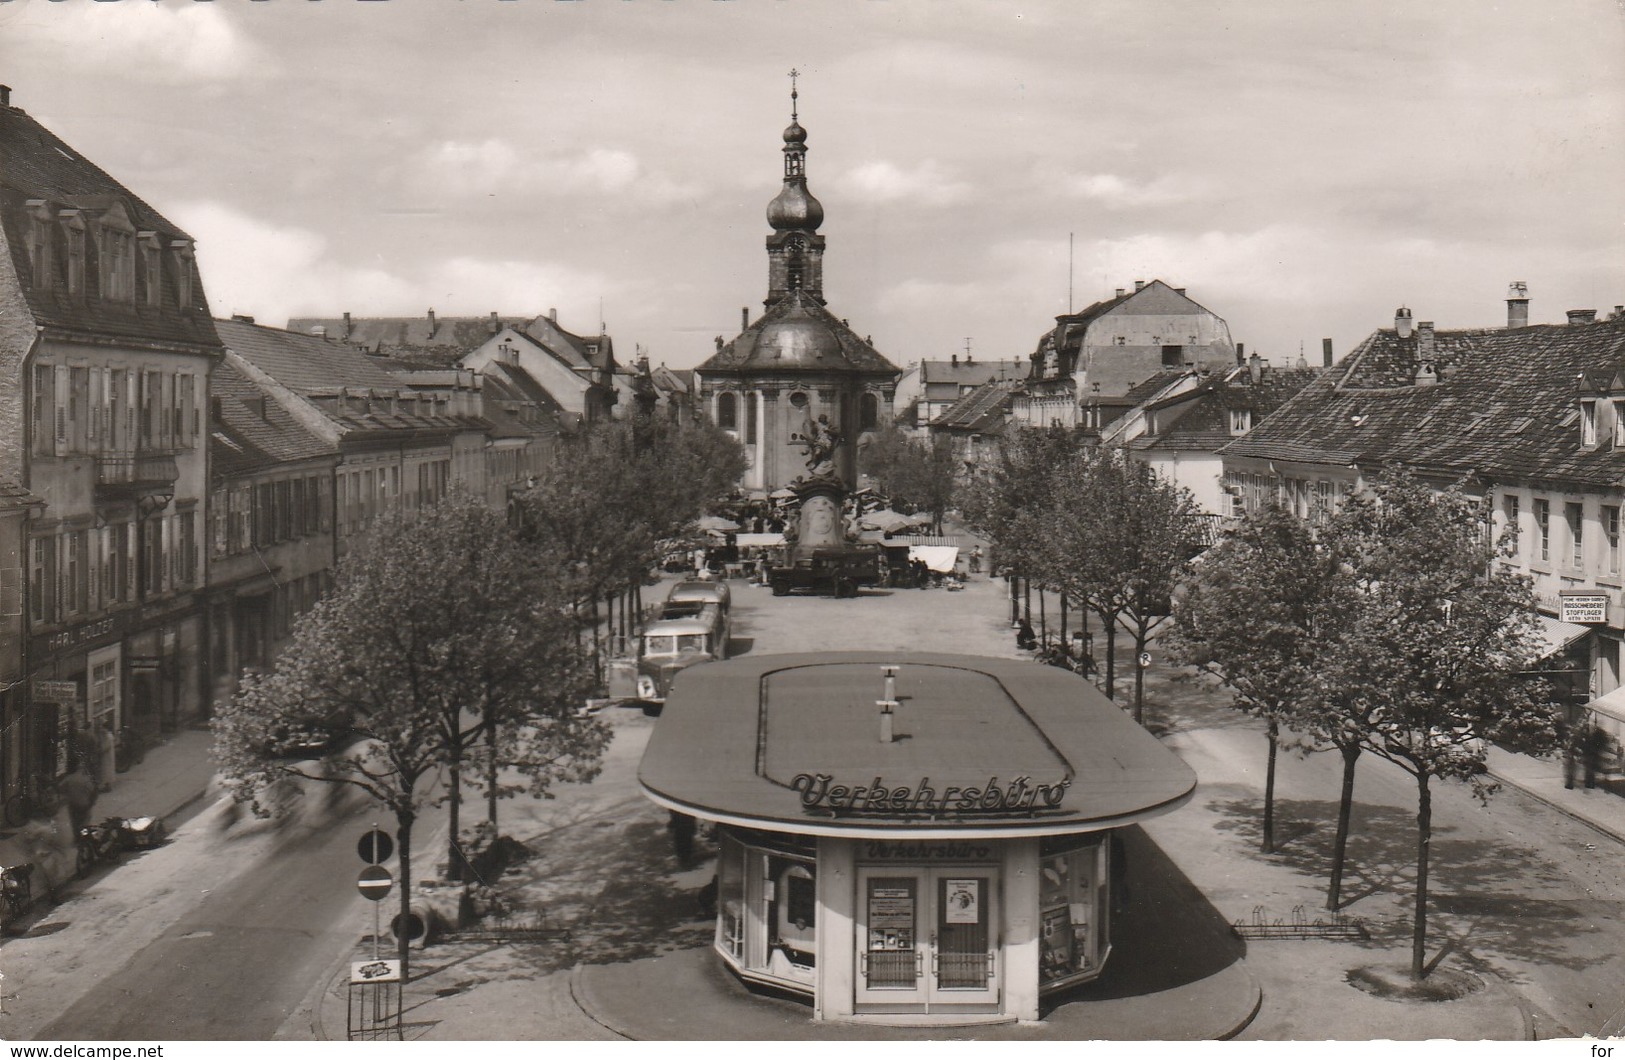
[784,236,806,254]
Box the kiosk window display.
[639,653,1195,1024]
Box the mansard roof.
[697,289,899,377]
[1219,317,1625,490]
[0,100,220,350]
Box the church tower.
[764,71,826,306]
[696,74,900,492]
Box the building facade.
[892,356,1025,431]
[1012,280,1236,432]
[0,88,224,797]
[1220,291,1625,786]
[694,93,900,491]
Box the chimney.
[1414,362,1438,386]
[1322,338,1333,367]
[426,308,437,338]
[342,311,352,340]
[231,313,255,324]
[966,352,973,364]
[1134,279,1146,291]
[1395,306,1413,338]
[1115,288,1126,298]
[741,307,749,332]
[1235,342,1245,366]
[489,310,500,334]
[1567,309,1598,326]
[1506,281,1530,329]
[1248,352,1263,383]
[1417,321,1435,359]
[549,307,558,323]
[952,354,959,366]
[1613,306,1625,321]
[0,86,10,108]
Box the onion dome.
[783,120,807,144]
[767,182,824,232]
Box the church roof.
[697,289,898,377]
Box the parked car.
[669,579,730,610]
[636,610,730,708]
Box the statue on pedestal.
[795,413,842,481]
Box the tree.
[1169,504,1346,856]
[1321,471,1562,978]
[861,426,959,533]
[214,495,610,978]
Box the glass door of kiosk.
[857,869,999,1010]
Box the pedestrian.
[970,546,983,574]
[668,810,697,868]
[60,765,98,834]
[98,721,118,793]
[1016,620,1037,651]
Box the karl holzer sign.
[791,773,1070,814]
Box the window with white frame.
[1536,498,1551,562]
[61,212,86,295]
[1503,493,1520,550]
[139,233,162,306]
[27,203,52,288]
[1228,409,1251,435]
[100,224,135,301]
[1582,400,1598,446]
[1607,505,1621,576]
[1566,501,1584,566]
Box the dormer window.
[60,210,86,296]
[1614,400,1625,447]
[139,232,163,307]
[1581,399,1598,446]
[170,240,194,311]
[1228,408,1251,435]
[99,224,135,302]
[25,201,52,288]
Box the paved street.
[5,563,1624,1040]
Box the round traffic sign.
[1138,652,1152,668]
[391,911,426,941]
[358,828,394,865]
[357,864,394,902]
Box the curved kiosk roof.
[638,651,1197,1024]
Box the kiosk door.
[856,868,1000,1011]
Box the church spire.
[765,69,826,305]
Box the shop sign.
[32,679,80,704]
[1560,591,1610,625]
[791,773,1070,814]
[349,959,401,984]
[42,614,123,655]
[864,841,996,861]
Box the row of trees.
[962,427,1210,719]
[965,427,1564,980]
[214,416,746,978]
[1171,472,1562,978]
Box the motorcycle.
[1,862,35,927]
[75,817,125,877]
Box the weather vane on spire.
[789,67,799,119]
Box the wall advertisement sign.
[1560,591,1610,625]
[943,879,980,924]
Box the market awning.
[1587,685,1625,726]
[909,545,959,573]
[735,533,785,548]
[1535,614,1591,658]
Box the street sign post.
[357,828,393,865]
[357,864,393,901]
[1138,652,1152,669]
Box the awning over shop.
[735,533,785,548]
[1535,614,1591,658]
[1587,685,1625,726]
[909,545,959,573]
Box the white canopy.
[909,545,959,573]
[735,533,786,548]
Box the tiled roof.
[286,314,520,357]
[0,102,221,350]
[933,379,1018,433]
[209,358,336,479]
[1135,366,1321,453]
[219,317,407,392]
[1219,318,1625,488]
[919,359,1024,385]
[697,289,900,376]
[0,479,44,511]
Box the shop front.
[639,652,1196,1024]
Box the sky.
[2,0,1622,372]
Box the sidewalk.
[1482,743,1625,844]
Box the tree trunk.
[1023,578,1032,624]
[1100,610,1118,699]
[1412,772,1432,979]
[1038,588,1048,648]
[484,710,499,831]
[1327,743,1360,910]
[1009,575,1019,625]
[1060,595,1069,653]
[446,754,462,882]
[1262,719,1278,854]
[395,808,416,981]
[1132,624,1146,726]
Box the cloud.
[1064,172,1204,209]
[171,201,609,325]
[414,139,694,203]
[0,3,266,82]
[835,160,973,208]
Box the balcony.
[95,449,179,509]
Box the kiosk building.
[638,651,1197,1024]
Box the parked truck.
[768,545,884,598]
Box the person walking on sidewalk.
[98,721,117,793]
[60,766,98,834]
